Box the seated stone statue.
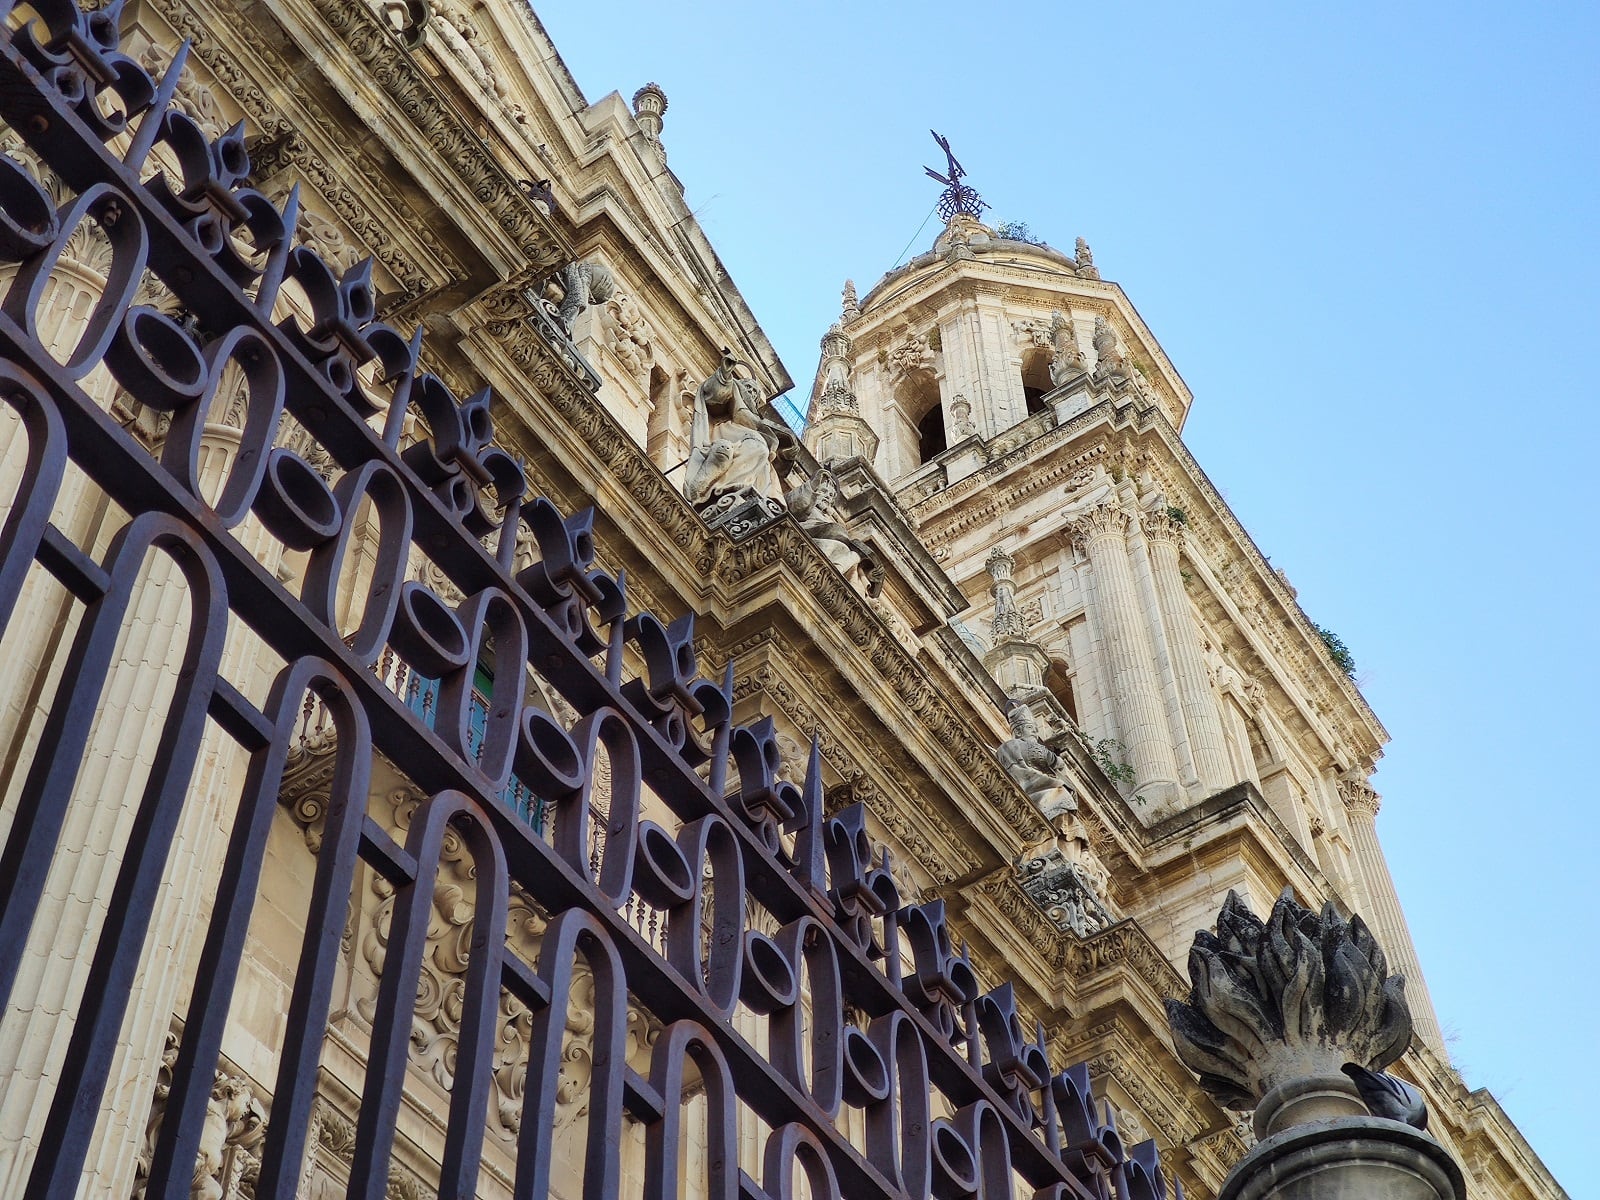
[785,467,885,597]
[997,704,1079,822]
[685,351,795,508]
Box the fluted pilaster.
[1070,505,1181,808]
[1339,778,1443,1050]
[1144,511,1232,795]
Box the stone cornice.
[142,0,468,306]
[303,0,572,273]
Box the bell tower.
[802,152,1443,1046]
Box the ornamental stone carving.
[1338,775,1382,819]
[996,703,1078,822]
[1075,237,1099,279]
[947,393,976,439]
[599,291,655,384]
[1091,315,1129,383]
[840,277,861,323]
[815,323,858,413]
[1011,315,1053,353]
[555,258,617,334]
[1048,309,1087,385]
[133,1032,266,1200]
[887,328,936,382]
[1165,889,1412,1117]
[785,467,884,597]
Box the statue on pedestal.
[685,350,796,510]
[997,704,1080,824]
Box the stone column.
[1143,510,1233,796]
[1340,777,1444,1050]
[1069,505,1181,808]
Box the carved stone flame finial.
[1165,889,1412,1125]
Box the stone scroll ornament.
[1164,889,1412,1113]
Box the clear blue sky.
[538,4,1597,1192]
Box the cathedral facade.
[0,1,1564,1198]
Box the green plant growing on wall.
[1313,624,1357,679]
[1166,505,1189,526]
[1083,735,1137,787]
[995,220,1048,246]
[926,325,942,351]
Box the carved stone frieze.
[134,1031,266,1200]
[140,0,463,304]
[306,0,569,272]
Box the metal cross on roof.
[924,130,989,222]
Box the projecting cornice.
[304,0,572,273]
[140,0,470,308]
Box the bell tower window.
[916,401,947,463]
[901,371,946,465]
[1021,349,1052,416]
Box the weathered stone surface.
[1217,1117,1465,1200]
[1164,889,1412,1114]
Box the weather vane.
[924,130,988,222]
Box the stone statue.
[555,258,616,333]
[685,350,795,508]
[997,704,1079,823]
[785,467,884,597]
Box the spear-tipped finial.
[923,130,988,222]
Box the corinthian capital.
[1141,507,1183,542]
[1067,503,1129,549]
[1338,776,1382,820]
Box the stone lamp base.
[1219,1115,1467,1200]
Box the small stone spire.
[841,278,861,324]
[987,547,1028,641]
[631,83,668,150]
[1075,237,1099,279]
[814,323,857,415]
[983,547,1049,696]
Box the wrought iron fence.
[0,3,1176,1198]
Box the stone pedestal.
[1220,1116,1466,1200]
[696,487,784,539]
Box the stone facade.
[0,2,1564,1199]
